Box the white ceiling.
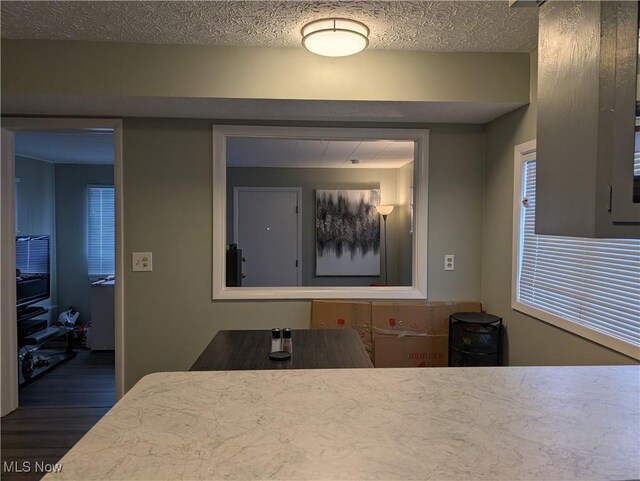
[227,138,414,168]
[15,131,114,164]
[1,1,538,53]
[13,131,412,168]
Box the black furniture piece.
[191,329,373,371]
[16,305,47,323]
[448,312,503,367]
[226,244,243,287]
[17,318,48,345]
[18,325,76,385]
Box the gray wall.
[54,163,114,323]
[1,40,530,106]
[427,124,485,301]
[482,52,638,365]
[397,162,414,287]
[15,155,56,323]
[123,119,484,390]
[226,166,411,286]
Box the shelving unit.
[18,314,76,386]
[16,305,48,322]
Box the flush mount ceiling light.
[301,18,369,57]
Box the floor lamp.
[376,205,394,285]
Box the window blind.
[88,186,115,276]
[518,161,640,348]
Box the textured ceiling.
[1,1,538,53]
[13,131,411,167]
[227,138,414,168]
[15,132,114,164]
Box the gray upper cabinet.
[536,1,640,238]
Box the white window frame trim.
[512,140,639,360]
[213,125,429,301]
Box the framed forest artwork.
[315,189,381,276]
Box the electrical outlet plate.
[132,252,153,272]
[444,254,455,271]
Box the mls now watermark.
[3,460,63,474]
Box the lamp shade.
[301,18,369,57]
[376,205,394,216]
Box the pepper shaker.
[282,328,293,353]
[271,328,282,353]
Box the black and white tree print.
[316,189,381,276]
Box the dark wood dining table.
[190,328,373,371]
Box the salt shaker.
[271,328,282,353]
[282,328,293,353]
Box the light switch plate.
[132,252,153,272]
[444,254,455,271]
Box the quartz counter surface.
[45,366,639,480]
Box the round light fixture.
[301,18,369,57]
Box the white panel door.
[234,188,301,287]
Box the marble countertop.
[45,366,639,480]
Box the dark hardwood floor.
[1,350,115,481]
[19,350,115,408]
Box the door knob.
[242,256,247,262]
[241,273,246,278]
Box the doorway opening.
[1,119,124,420]
[15,130,116,409]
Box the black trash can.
[448,312,503,367]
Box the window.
[513,141,640,359]
[88,186,115,276]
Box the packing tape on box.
[373,326,447,338]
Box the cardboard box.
[372,301,482,334]
[372,301,482,368]
[372,301,444,335]
[310,300,482,368]
[374,333,448,368]
[310,300,373,352]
